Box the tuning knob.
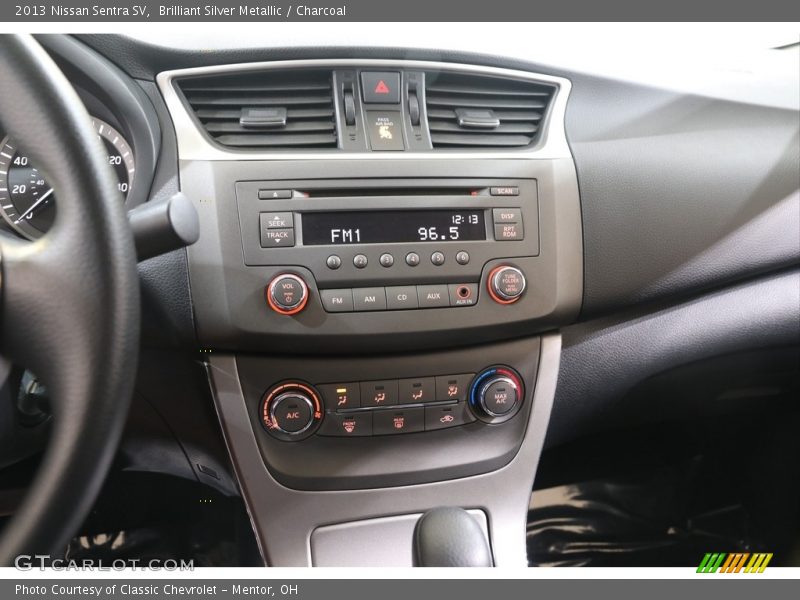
[487,265,526,304]
[266,273,309,315]
[261,381,323,441]
[469,366,524,423]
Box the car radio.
[235,178,539,315]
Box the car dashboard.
[1,31,797,568]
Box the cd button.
[386,286,419,310]
[405,252,420,267]
[353,287,387,311]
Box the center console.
[158,59,582,566]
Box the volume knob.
[266,273,309,315]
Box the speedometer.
[0,117,134,239]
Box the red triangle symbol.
[374,80,390,94]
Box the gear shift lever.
[413,507,493,567]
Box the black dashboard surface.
[74,33,800,322]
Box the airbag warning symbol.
[367,111,405,151]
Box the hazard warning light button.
[361,71,400,104]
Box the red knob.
[266,273,309,315]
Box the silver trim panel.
[207,333,561,567]
[156,59,572,161]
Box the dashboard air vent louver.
[425,72,555,148]
[178,69,337,149]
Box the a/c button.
[386,286,419,310]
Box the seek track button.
[261,212,293,229]
[260,227,295,247]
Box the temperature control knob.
[487,265,526,304]
[469,366,524,423]
[261,381,323,441]
[266,273,309,315]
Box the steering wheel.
[0,35,139,564]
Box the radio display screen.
[302,210,486,245]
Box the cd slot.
[302,187,479,198]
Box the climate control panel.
[260,366,524,441]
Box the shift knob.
[413,507,493,567]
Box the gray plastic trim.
[156,59,572,161]
[207,332,560,567]
[311,510,488,567]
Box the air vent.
[425,72,555,148]
[178,69,337,149]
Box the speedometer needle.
[14,187,54,224]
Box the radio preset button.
[353,287,387,311]
[405,252,420,267]
[326,255,342,270]
[430,251,445,266]
[417,285,449,308]
[379,253,394,267]
[386,286,419,310]
[494,222,524,241]
[455,251,470,265]
[353,254,368,268]
[321,289,354,313]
